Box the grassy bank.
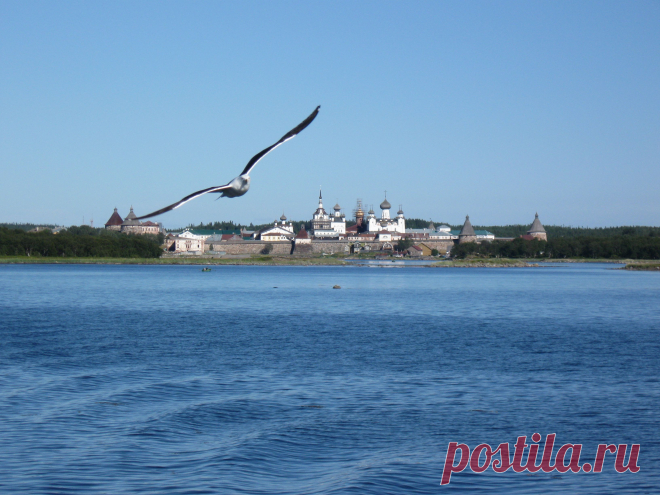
[0,255,350,266]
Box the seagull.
[134,106,320,220]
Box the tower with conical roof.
[120,206,142,233]
[458,215,477,244]
[104,207,123,231]
[527,213,547,241]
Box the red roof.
[296,229,309,239]
[346,225,358,232]
[105,208,123,227]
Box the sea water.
[0,263,658,494]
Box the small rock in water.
[333,285,341,289]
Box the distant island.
[1,222,660,265]
[2,189,659,264]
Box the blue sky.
[1,1,658,228]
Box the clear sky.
[1,1,659,228]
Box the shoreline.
[623,263,660,271]
[0,256,647,267]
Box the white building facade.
[366,197,405,234]
[312,190,346,239]
[258,214,295,241]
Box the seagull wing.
[134,183,232,220]
[240,105,320,176]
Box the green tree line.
[473,225,660,238]
[184,220,313,233]
[406,219,660,238]
[0,226,164,258]
[0,223,58,231]
[451,236,660,260]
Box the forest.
[0,226,164,258]
[451,235,660,260]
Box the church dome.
[380,198,391,210]
[334,203,341,211]
[280,213,287,221]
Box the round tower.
[458,215,477,244]
[527,213,547,241]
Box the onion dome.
[380,198,391,210]
[334,203,341,211]
[459,215,476,236]
[528,213,546,233]
[368,208,375,215]
[397,208,404,215]
[280,213,287,221]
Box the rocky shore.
[623,263,660,271]
[432,261,539,268]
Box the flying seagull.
[134,106,320,220]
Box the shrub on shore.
[451,236,660,260]
[0,227,163,258]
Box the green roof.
[185,229,241,235]
[450,229,493,236]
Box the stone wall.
[419,241,454,254]
[202,239,456,256]
[529,232,548,241]
[208,240,293,255]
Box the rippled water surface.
[1,263,659,494]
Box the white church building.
[311,190,346,239]
[257,214,296,241]
[366,196,406,234]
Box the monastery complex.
[104,189,547,256]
